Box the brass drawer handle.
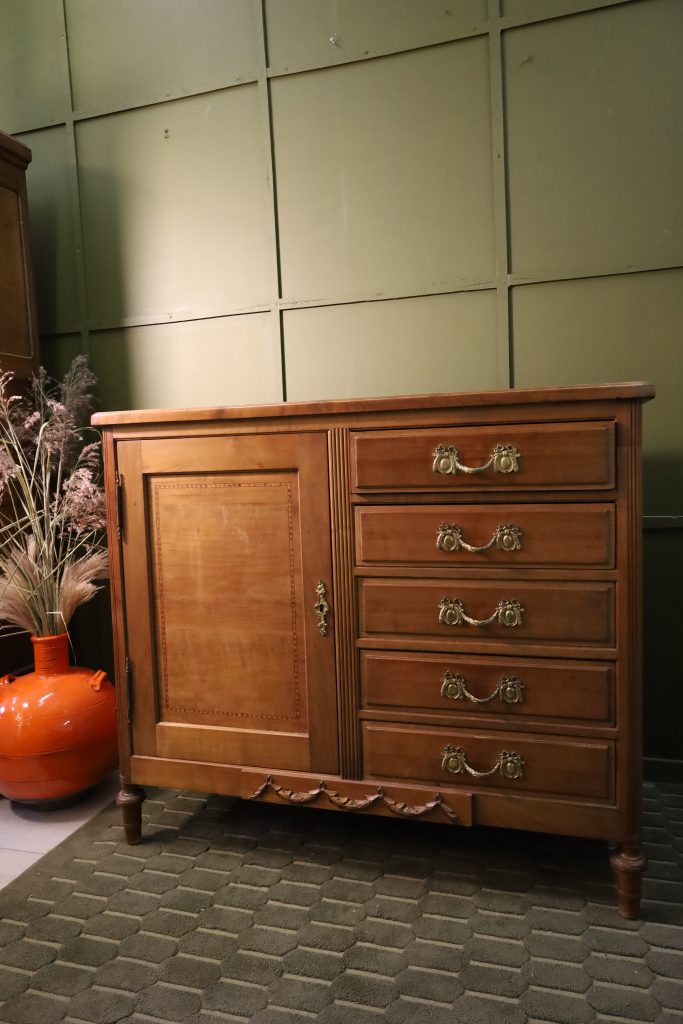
[439,597,524,628]
[437,523,522,554]
[432,443,520,476]
[314,580,330,636]
[441,745,525,780]
[441,671,525,705]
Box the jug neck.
[32,633,70,676]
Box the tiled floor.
[0,771,119,889]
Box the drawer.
[362,722,614,800]
[355,503,614,568]
[358,579,615,647]
[351,421,615,492]
[360,652,614,724]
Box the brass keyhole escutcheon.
[314,581,330,637]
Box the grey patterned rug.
[0,781,681,1024]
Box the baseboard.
[644,756,683,783]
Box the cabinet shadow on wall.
[641,449,683,767]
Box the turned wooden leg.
[116,781,146,845]
[610,842,647,919]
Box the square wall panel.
[265,0,486,73]
[77,87,272,328]
[18,127,81,335]
[284,290,498,402]
[272,42,495,304]
[505,0,683,278]
[90,314,280,411]
[66,0,258,114]
[511,269,683,514]
[0,0,67,131]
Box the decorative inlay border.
[151,478,301,722]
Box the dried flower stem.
[0,358,108,637]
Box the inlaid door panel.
[117,432,337,774]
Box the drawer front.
[351,421,615,492]
[363,723,614,800]
[361,652,614,723]
[358,579,614,647]
[355,503,614,568]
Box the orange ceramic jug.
[0,633,118,802]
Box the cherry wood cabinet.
[94,382,654,918]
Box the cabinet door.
[117,432,338,774]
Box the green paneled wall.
[2,0,682,761]
[271,41,496,303]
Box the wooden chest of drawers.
[94,382,654,918]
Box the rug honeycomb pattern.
[0,781,682,1023]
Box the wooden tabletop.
[92,382,655,427]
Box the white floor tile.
[0,848,43,889]
[0,771,119,856]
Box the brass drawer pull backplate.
[432,443,520,476]
[314,580,330,636]
[441,671,525,705]
[442,745,525,780]
[437,523,522,554]
[439,597,524,628]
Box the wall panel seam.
[57,0,90,357]
[509,262,683,287]
[487,2,511,389]
[498,0,635,32]
[254,0,285,400]
[10,120,68,137]
[265,31,489,81]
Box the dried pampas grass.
[0,536,47,635]
[58,550,109,628]
[0,540,108,636]
[0,358,108,637]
